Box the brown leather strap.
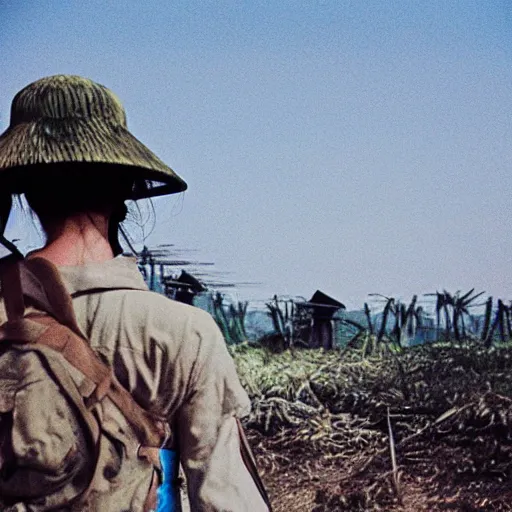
[138,446,162,469]
[23,257,85,337]
[33,317,167,447]
[236,418,272,511]
[1,258,168,449]
[143,469,160,512]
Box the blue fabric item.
[156,449,181,511]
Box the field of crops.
[232,343,512,511]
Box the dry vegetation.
[231,343,512,511]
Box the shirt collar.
[56,255,149,295]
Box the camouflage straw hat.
[0,75,187,199]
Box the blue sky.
[1,1,511,309]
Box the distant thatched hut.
[297,290,345,350]
[163,270,207,305]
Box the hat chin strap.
[108,215,139,258]
[0,234,24,260]
[108,201,139,258]
[108,214,124,257]
[0,195,23,261]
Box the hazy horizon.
[1,1,511,310]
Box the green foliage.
[210,292,249,345]
[265,295,294,349]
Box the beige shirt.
[3,256,268,511]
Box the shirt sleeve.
[176,310,269,511]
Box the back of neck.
[27,213,114,266]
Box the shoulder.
[115,290,250,412]
[118,289,217,332]
[108,289,223,355]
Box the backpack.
[0,256,179,511]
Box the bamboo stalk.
[482,297,492,344]
[364,303,374,334]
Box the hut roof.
[297,290,345,310]
[163,270,207,292]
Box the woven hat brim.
[0,116,187,199]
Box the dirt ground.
[255,433,512,512]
